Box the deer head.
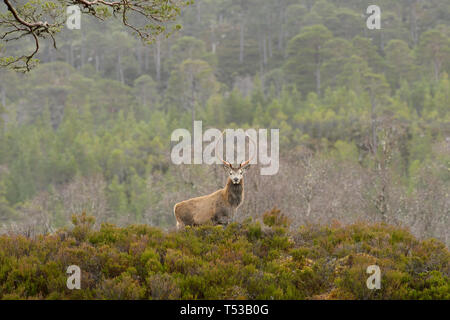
[215,131,256,185]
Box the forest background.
[0,0,449,247]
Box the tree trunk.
[136,45,143,75]
[315,67,321,96]
[49,46,55,63]
[371,92,377,155]
[268,16,273,58]
[80,32,86,68]
[410,0,418,46]
[191,79,196,139]
[69,44,74,67]
[211,24,217,54]
[278,5,285,52]
[144,47,149,71]
[433,59,440,82]
[315,47,321,95]
[95,54,100,73]
[239,13,245,64]
[263,35,268,66]
[258,32,264,74]
[196,0,201,23]
[142,88,147,108]
[1,85,6,108]
[154,36,161,82]
[306,200,311,217]
[117,54,124,84]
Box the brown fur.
[174,178,245,229]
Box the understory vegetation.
[0,211,448,300]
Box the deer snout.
[232,177,240,184]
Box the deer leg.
[176,220,185,230]
[230,208,238,223]
[213,208,228,226]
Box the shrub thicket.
[0,211,448,300]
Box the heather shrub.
[0,212,448,300]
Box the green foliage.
[262,208,290,228]
[0,213,448,300]
[0,0,449,234]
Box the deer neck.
[224,178,244,208]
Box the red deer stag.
[173,132,255,230]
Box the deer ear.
[222,163,231,172]
[240,160,251,171]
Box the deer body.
[173,133,256,229]
[174,177,244,229]
[173,131,254,230]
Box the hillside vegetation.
[0,211,448,300]
[0,0,449,246]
